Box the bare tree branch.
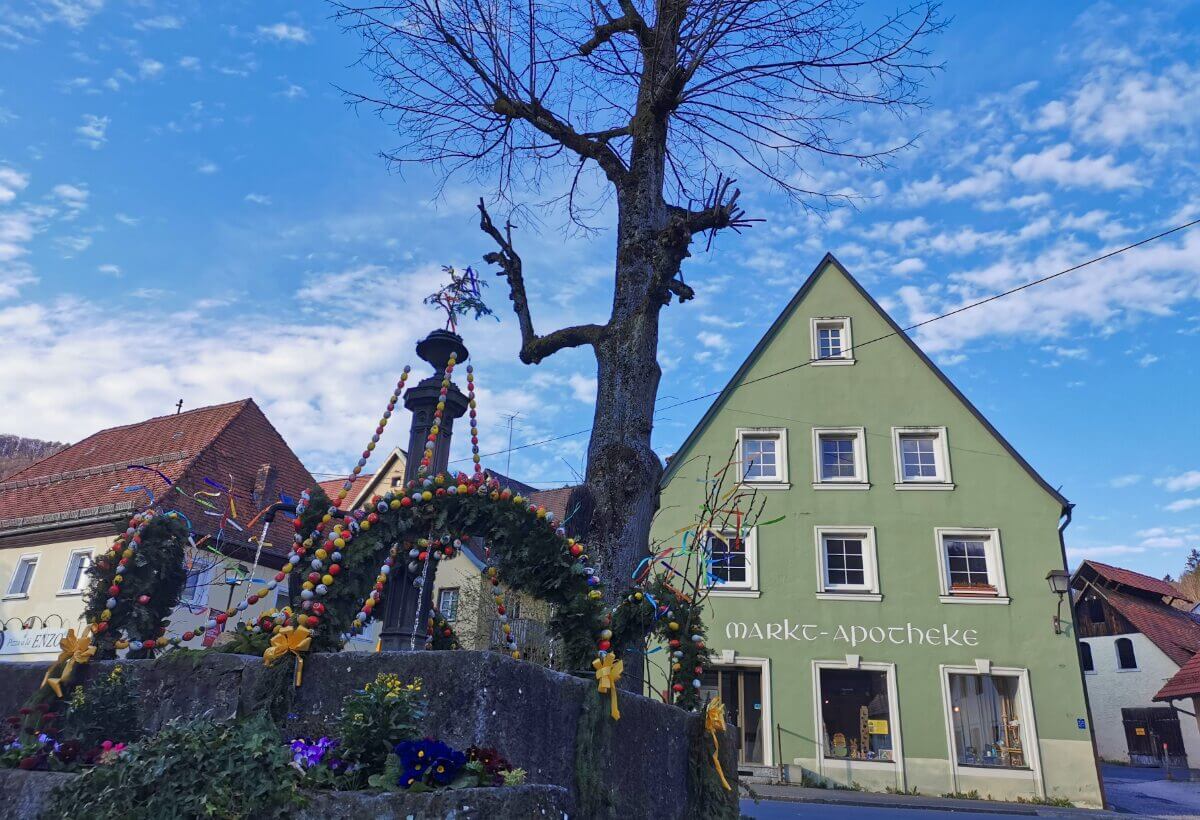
[478,198,607,364]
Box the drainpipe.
[1059,503,1108,808]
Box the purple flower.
[290,736,337,768]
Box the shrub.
[63,664,142,748]
[333,673,424,780]
[44,715,304,820]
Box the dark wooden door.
[1122,707,1188,768]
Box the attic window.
[810,317,854,365]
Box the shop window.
[1116,637,1138,670]
[818,668,894,762]
[948,673,1028,769]
[1080,642,1094,673]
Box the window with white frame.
[438,587,461,622]
[815,527,879,598]
[935,528,1007,601]
[60,550,92,593]
[737,428,787,485]
[180,556,213,606]
[704,528,758,594]
[947,672,1030,769]
[892,427,952,487]
[6,555,38,597]
[810,317,854,364]
[812,427,868,487]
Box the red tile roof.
[529,486,580,524]
[1077,560,1189,602]
[317,474,375,507]
[1101,589,1200,668]
[0,399,316,560]
[1156,650,1200,702]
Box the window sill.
[2,593,29,600]
[1116,667,1140,673]
[894,482,955,491]
[708,588,761,599]
[816,592,882,602]
[955,764,1033,778]
[939,595,1010,605]
[55,589,84,597]
[739,482,791,492]
[822,757,895,769]
[813,482,870,491]
[810,358,856,367]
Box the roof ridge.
[659,253,1068,507]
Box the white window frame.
[1114,637,1139,671]
[812,427,869,490]
[810,317,855,365]
[58,548,94,595]
[704,526,760,598]
[5,554,39,599]
[891,426,954,490]
[180,556,214,607]
[438,587,461,622]
[934,527,1009,605]
[938,664,1045,797]
[812,659,906,788]
[736,427,789,489]
[814,526,881,601]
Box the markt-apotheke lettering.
[723,620,979,648]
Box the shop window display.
[818,668,893,762]
[949,673,1027,769]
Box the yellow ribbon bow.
[263,625,312,687]
[592,653,624,720]
[705,696,732,791]
[41,627,97,699]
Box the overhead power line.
[441,217,1200,466]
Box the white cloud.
[567,373,597,404]
[0,167,29,204]
[891,258,926,276]
[195,161,219,175]
[98,263,120,276]
[244,193,272,206]
[75,113,109,149]
[52,183,88,216]
[138,59,164,79]
[256,23,312,44]
[697,331,729,353]
[1142,535,1188,549]
[178,56,201,71]
[1165,498,1200,513]
[1066,544,1145,561]
[135,15,183,31]
[44,0,104,30]
[1137,353,1158,367]
[114,213,138,226]
[1109,474,1142,488]
[1158,471,1200,493]
[280,83,306,100]
[1011,143,1139,190]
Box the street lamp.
[1046,569,1071,634]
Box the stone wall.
[0,650,738,818]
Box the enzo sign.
[723,620,980,648]
[0,626,69,658]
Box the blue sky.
[0,1,1198,578]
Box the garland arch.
[73,349,714,712]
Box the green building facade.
[650,255,1102,806]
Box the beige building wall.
[1,532,286,660]
[1082,633,1200,764]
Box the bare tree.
[335,0,941,653]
